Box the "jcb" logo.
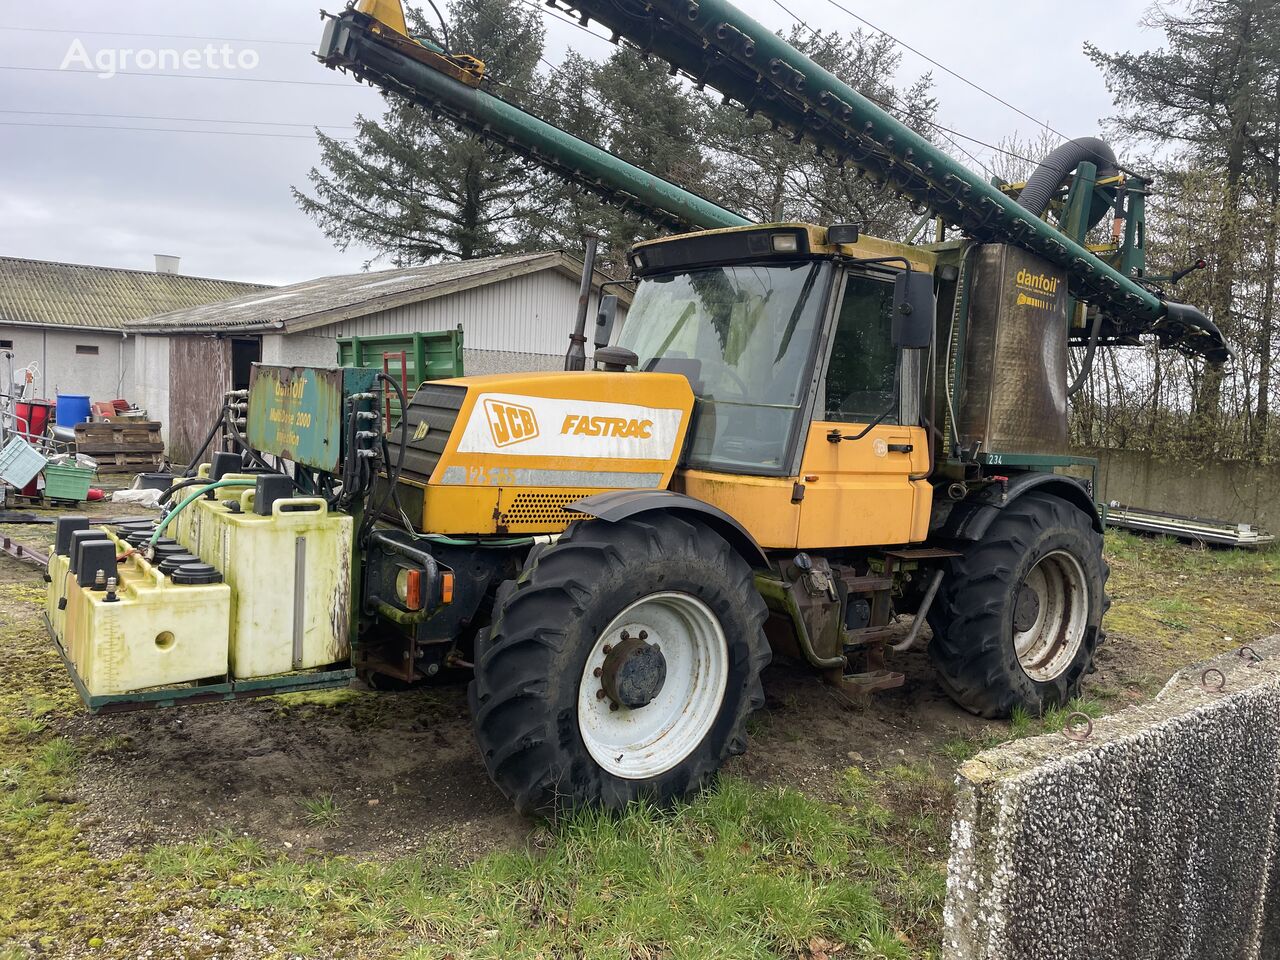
[484,398,539,447]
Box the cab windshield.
[618,262,830,474]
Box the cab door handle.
[887,443,914,453]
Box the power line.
[0,64,356,87]
[0,120,350,141]
[0,25,312,45]
[0,108,353,130]
[765,0,993,177]
[809,0,1069,144]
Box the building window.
[0,340,12,349]
[75,344,99,355]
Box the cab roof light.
[771,233,800,253]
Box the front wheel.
[469,513,770,815]
[928,492,1109,718]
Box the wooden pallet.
[92,452,164,474]
[73,420,162,448]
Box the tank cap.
[152,543,188,560]
[171,562,223,585]
[158,553,200,575]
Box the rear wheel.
[928,492,1109,718]
[469,513,770,815]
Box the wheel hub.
[1013,583,1041,632]
[600,634,667,708]
[578,592,729,780]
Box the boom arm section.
[538,0,1228,363]
[316,6,749,233]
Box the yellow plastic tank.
[61,558,231,696]
[46,552,70,642]
[173,469,257,558]
[203,491,354,678]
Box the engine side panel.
[391,371,695,534]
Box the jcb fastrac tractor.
[44,0,1228,814]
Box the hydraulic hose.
[1067,308,1105,397]
[148,479,256,547]
[1016,137,1119,228]
[360,373,410,544]
[222,408,280,474]
[182,405,228,477]
[158,476,215,506]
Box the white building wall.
[133,334,171,438]
[0,325,129,406]
[261,329,340,368]
[307,270,625,374]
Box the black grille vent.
[390,383,465,485]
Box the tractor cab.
[617,223,938,550]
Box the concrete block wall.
[945,636,1280,960]
[1075,446,1280,530]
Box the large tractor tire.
[928,492,1109,718]
[469,513,770,815]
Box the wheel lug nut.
[620,631,630,641]
[609,702,619,711]
[638,630,648,640]
[602,644,612,654]
[596,688,606,700]
[593,667,602,678]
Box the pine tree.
[292,0,547,264]
[1086,0,1280,450]
[703,26,938,240]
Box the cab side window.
[823,273,897,423]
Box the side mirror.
[892,271,935,349]
[594,294,619,350]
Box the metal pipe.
[548,0,1227,362]
[891,569,944,652]
[318,14,748,233]
[566,236,598,371]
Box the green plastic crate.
[43,463,95,502]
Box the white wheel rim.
[577,592,728,780]
[1014,549,1090,682]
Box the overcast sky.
[0,0,1159,286]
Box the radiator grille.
[499,491,592,529]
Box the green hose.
[149,479,255,547]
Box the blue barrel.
[55,394,92,427]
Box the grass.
[299,793,342,828]
[141,773,950,959]
[939,697,1107,764]
[1102,530,1280,665]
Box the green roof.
[0,257,269,331]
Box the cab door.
[796,271,932,548]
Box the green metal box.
[246,365,379,473]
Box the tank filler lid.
[171,563,223,585]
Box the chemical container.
[61,554,231,696]
[206,490,353,678]
[55,394,91,427]
[46,516,92,643]
[172,471,257,559]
